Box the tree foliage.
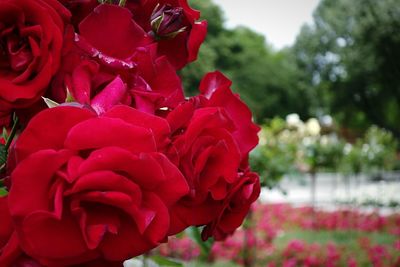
[182,0,315,122]
[294,0,400,138]
[183,0,400,140]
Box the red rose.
[8,106,188,266]
[199,71,260,161]
[167,103,242,234]
[166,72,260,235]
[52,5,184,114]
[0,0,70,116]
[201,171,260,241]
[129,0,208,69]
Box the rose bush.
[0,0,70,125]
[0,1,261,265]
[6,105,189,266]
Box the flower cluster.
[0,1,260,266]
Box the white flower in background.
[124,258,159,267]
[320,114,333,128]
[305,118,321,136]
[286,113,301,128]
[320,135,330,146]
[302,136,313,146]
[297,122,306,136]
[344,143,353,155]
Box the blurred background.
[159,0,400,266]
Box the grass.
[273,229,397,248]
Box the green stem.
[190,227,212,260]
[119,0,127,6]
[5,116,19,151]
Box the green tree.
[294,0,400,139]
[183,0,315,122]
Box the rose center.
[0,26,33,73]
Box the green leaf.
[0,187,7,197]
[0,144,6,167]
[42,97,60,108]
[150,256,183,267]
[2,128,8,141]
[65,88,77,103]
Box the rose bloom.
[51,4,184,115]
[201,171,260,241]
[166,72,260,238]
[58,0,207,70]
[7,105,188,266]
[0,0,70,122]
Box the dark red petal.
[91,76,128,114]
[149,153,189,206]
[187,20,207,62]
[21,210,95,262]
[105,105,171,149]
[68,170,142,206]
[0,232,22,266]
[200,72,260,157]
[99,194,169,260]
[166,100,195,133]
[199,71,232,98]
[0,197,13,248]
[9,149,72,218]
[64,116,157,153]
[79,4,151,59]
[14,107,95,162]
[71,60,99,104]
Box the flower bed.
[159,203,400,266]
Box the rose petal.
[64,116,156,153]
[79,4,151,59]
[105,105,170,149]
[9,149,73,218]
[91,76,127,115]
[14,107,95,162]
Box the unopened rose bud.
[150,4,187,40]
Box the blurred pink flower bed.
[159,203,400,266]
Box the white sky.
[212,0,320,49]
